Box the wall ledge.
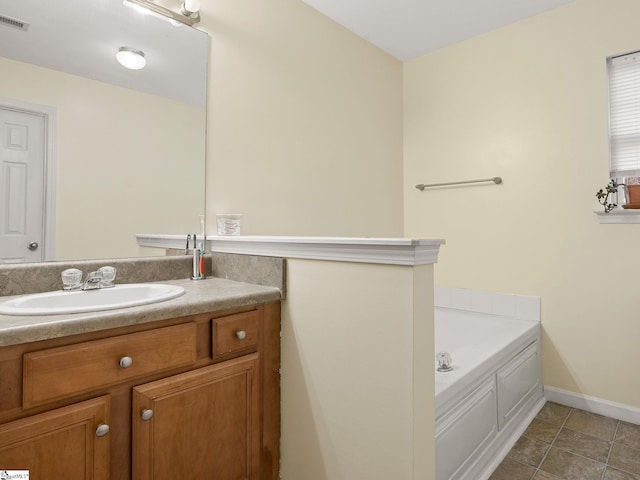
[595,210,640,224]
[136,234,445,266]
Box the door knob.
[28,242,38,250]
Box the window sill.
[595,209,640,223]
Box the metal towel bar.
[415,176,502,191]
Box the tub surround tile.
[609,443,640,476]
[515,295,542,322]
[471,289,493,314]
[434,287,541,322]
[434,287,452,308]
[450,287,472,310]
[539,447,606,480]
[489,456,537,480]
[565,409,618,441]
[553,427,612,463]
[492,292,517,317]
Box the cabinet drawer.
[212,310,259,359]
[23,323,197,408]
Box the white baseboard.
[544,386,640,425]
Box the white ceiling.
[302,0,577,61]
[0,0,207,105]
[0,0,577,104]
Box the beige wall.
[0,57,205,261]
[281,259,434,480]
[200,0,404,237]
[404,0,640,408]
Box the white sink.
[0,283,186,316]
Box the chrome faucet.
[61,266,116,291]
[82,271,103,290]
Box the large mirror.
[0,0,208,263]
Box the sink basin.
[0,283,186,316]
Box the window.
[608,51,640,178]
[597,51,640,221]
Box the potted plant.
[596,179,624,213]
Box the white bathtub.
[434,304,544,480]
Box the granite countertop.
[0,277,281,347]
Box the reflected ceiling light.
[181,0,200,17]
[123,0,200,26]
[116,47,146,70]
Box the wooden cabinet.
[0,396,110,479]
[0,302,280,480]
[133,355,260,480]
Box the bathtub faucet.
[436,351,453,372]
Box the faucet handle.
[98,266,116,288]
[61,269,83,291]
[436,351,453,372]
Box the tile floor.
[489,402,640,480]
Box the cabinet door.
[0,396,110,480]
[133,354,260,480]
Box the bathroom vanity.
[1,237,445,480]
[0,276,281,480]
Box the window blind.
[608,51,640,177]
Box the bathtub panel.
[497,342,540,430]
[435,377,497,480]
[434,305,543,480]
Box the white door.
[0,107,46,263]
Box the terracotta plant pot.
[627,185,640,204]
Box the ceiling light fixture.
[123,0,200,26]
[116,46,146,70]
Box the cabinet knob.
[235,330,247,340]
[95,423,110,437]
[119,356,133,368]
[140,409,154,421]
